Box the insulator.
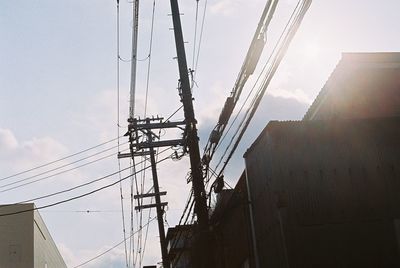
[246,35,265,75]
[218,97,235,126]
[209,130,221,144]
[214,175,224,194]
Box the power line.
[215,0,312,177]
[140,141,163,267]
[165,105,183,122]
[116,1,129,266]
[0,146,130,193]
[72,216,157,268]
[173,2,311,263]
[0,155,172,217]
[192,0,200,70]
[143,0,156,117]
[193,0,208,80]
[134,2,156,265]
[0,137,121,182]
[19,165,130,203]
[16,147,171,206]
[0,142,129,189]
[39,210,122,213]
[213,0,301,172]
[202,0,279,171]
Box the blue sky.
[1,0,400,266]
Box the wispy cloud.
[210,0,238,16]
[268,88,313,105]
[0,128,68,173]
[59,242,126,268]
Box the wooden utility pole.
[169,1,214,267]
[169,0,209,231]
[122,117,186,268]
[145,119,170,268]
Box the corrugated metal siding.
[245,118,400,267]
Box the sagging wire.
[116,0,129,266]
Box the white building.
[0,203,66,268]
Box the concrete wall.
[33,210,67,268]
[0,204,66,268]
[0,204,34,268]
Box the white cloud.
[58,243,79,266]
[0,128,95,205]
[196,81,228,127]
[60,236,161,268]
[267,88,313,105]
[59,242,127,268]
[76,88,168,143]
[0,128,69,174]
[210,0,238,16]
[209,0,265,16]
[0,128,18,149]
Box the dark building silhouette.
[303,52,400,120]
[245,118,400,267]
[167,52,400,267]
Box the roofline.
[303,52,400,121]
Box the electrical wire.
[40,209,122,213]
[213,0,291,164]
[140,127,162,265]
[143,0,156,117]
[165,105,183,122]
[215,0,312,177]
[116,1,129,266]
[193,0,208,80]
[132,105,184,265]
[14,147,171,204]
[133,2,157,265]
[213,0,301,172]
[0,147,130,193]
[173,2,311,263]
[0,137,121,182]
[201,0,280,169]
[170,196,195,266]
[129,158,138,267]
[0,155,172,217]
[0,142,129,189]
[72,216,157,268]
[192,0,200,70]
[214,1,301,172]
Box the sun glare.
[304,41,321,60]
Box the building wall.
[166,225,193,268]
[0,204,34,268]
[303,53,400,120]
[0,204,66,268]
[211,177,252,268]
[244,118,400,267]
[33,210,67,268]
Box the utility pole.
[121,117,186,268]
[169,0,209,231]
[145,118,169,268]
[169,1,214,267]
